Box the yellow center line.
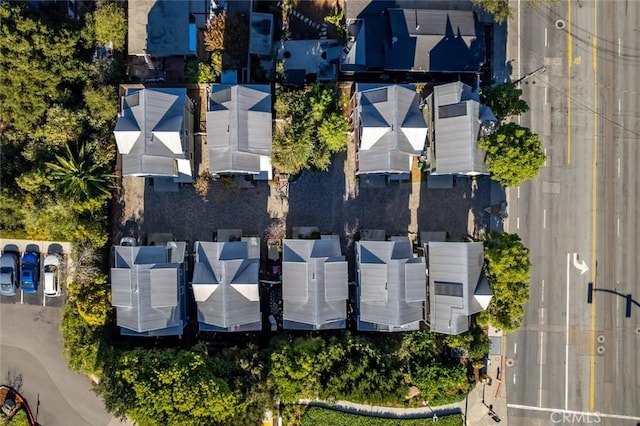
[567,1,572,165]
[590,0,599,412]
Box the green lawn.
[299,406,463,426]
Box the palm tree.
[46,143,113,201]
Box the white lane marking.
[544,86,548,104]
[617,157,621,177]
[545,27,548,47]
[539,331,544,406]
[544,148,547,167]
[20,291,23,305]
[543,209,546,229]
[506,404,640,421]
[517,186,520,199]
[513,373,517,385]
[541,279,545,303]
[517,217,520,229]
[565,253,570,410]
[514,343,517,354]
[618,38,621,56]
[540,308,545,325]
[617,218,620,237]
[618,98,621,113]
[517,0,521,80]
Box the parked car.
[120,237,137,247]
[0,253,19,297]
[43,254,61,297]
[20,251,40,294]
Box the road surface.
[505,0,640,424]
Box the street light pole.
[513,65,546,85]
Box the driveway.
[0,304,119,426]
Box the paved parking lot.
[117,151,491,251]
[0,240,69,308]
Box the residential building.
[128,0,198,57]
[282,236,348,330]
[342,1,483,74]
[191,239,262,332]
[111,242,187,337]
[426,241,492,335]
[356,237,426,331]
[428,81,497,176]
[206,85,273,180]
[114,87,195,182]
[353,84,427,176]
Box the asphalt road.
[0,304,119,426]
[504,1,640,424]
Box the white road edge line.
[543,209,546,229]
[517,0,521,80]
[506,404,640,421]
[565,253,570,410]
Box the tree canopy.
[479,123,546,187]
[471,0,512,23]
[273,85,348,175]
[479,232,531,333]
[480,83,529,121]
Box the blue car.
[20,251,40,294]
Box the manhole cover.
[506,358,515,367]
[555,19,566,29]
[597,346,605,354]
[636,327,640,335]
[597,335,605,343]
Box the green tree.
[0,3,87,144]
[185,60,217,83]
[86,2,127,51]
[62,298,108,376]
[479,123,546,187]
[318,113,349,153]
[96,346,239,425]
[84,85,118,128]
[472,0,512,23]
[46,143,114,201]
[444,323,492,360]
[479,231,532,333]
[480,83,529,121]
[483,231,531,283]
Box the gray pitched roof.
[111,242,187,336]
[282,237,348,330]
[114,88,192,179]
[427,241,491,335]
[356,238,426,331]
[207,85,272,175]
[432,82,489,175]
[355,84,427,174]
[128,0,194,56]
[344,2,479,73]
[192,240,261,332]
